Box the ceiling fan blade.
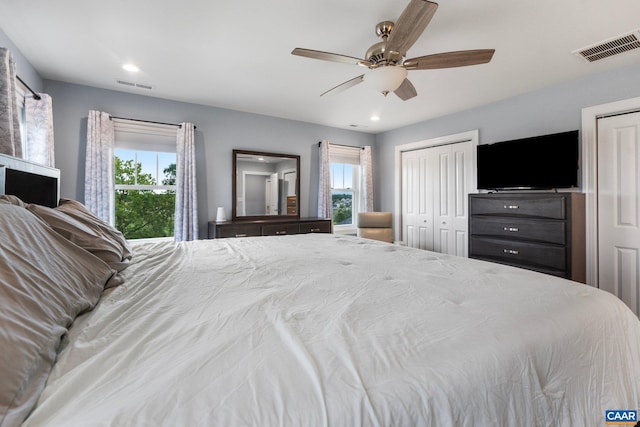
[403,49,495,70]
[386,0,438,58]
[292,48,371,67]
[320,75,364,97]
[394,78,417,101]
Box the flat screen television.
[476,130,579,190]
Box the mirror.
[232,149,300,220]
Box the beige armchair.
[357,212,393,243]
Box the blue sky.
[330,163,353,189]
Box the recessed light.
[370,115,380,122]
[122,63,140,72]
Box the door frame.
[394,129,479,243]
[581,96,640,287]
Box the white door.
[402,150,432,249]
[431,143,473,257]
[401,141,473,256]
[265,173,279,215]
[597,111,640,315]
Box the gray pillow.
[28,203,130,273]
[0,204,115,426]
[55,199,133,262]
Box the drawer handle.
[275,231,287,235]
[310,228,321,232]
[503,249,519,255]
[503,205,519,209]
[235,234,247,238]
[503,227,519,232]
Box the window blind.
[329,144,361,165]
[113,118,177,153]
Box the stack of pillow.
[0,196,132,427]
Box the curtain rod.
[109,116,196,129]
[16,75,41,100]
[318,141,364,150]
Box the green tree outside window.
[115,156,176,239]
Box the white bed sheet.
[23,234,640,426]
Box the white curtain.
[174,122,198,241]
[0,48,22,157]
[24,93,55,167]
[84,110,115,225]
[317,140,332,219]
[359,146,373,212]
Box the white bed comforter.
[23,234,640,427]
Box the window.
[113,120,177,240]
[331,163,359,226]
[114,149,176,239]
[328,144,361,232]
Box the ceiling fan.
[292,0,495,101]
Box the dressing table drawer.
[262,223,300,236]
[209,218,332,239]
[470,236,566,272]
[213,223,261,238]
[470,196,567,219]
[470,216,566,245]
[299,221,332,234]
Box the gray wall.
[374,61,640,213]
[6,26,640,236]
[0,28,43,94]
[43,80,375,237]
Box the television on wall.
[476,130,579,190]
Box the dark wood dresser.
[469,192,585,282]
[208,218,332,239]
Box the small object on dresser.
[216,207,227,222]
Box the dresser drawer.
[216,223,262,238]
[470,216,566,245]
[470,236,566,271]
[470,196,566,219]
[261,223,300,236]
[299,221,331,234]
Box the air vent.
[116,80,153,90]
[573,30,640,63]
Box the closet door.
[402,150,432,249]
[431,143,473,256]
[401,141,473,256]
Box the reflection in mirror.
[233,150,300,220]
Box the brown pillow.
[0,204,115,426]
[55,199,133,262]
[27,203,130,272]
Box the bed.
[1,168,639,427]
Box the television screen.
[477,130,579,190]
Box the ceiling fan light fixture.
[363,66,408,96]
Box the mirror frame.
[232,149,301,221]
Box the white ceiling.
[1,0,640,133]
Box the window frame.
[329,161,360,234]
[113,120,178,241]
[113,150,177,193]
